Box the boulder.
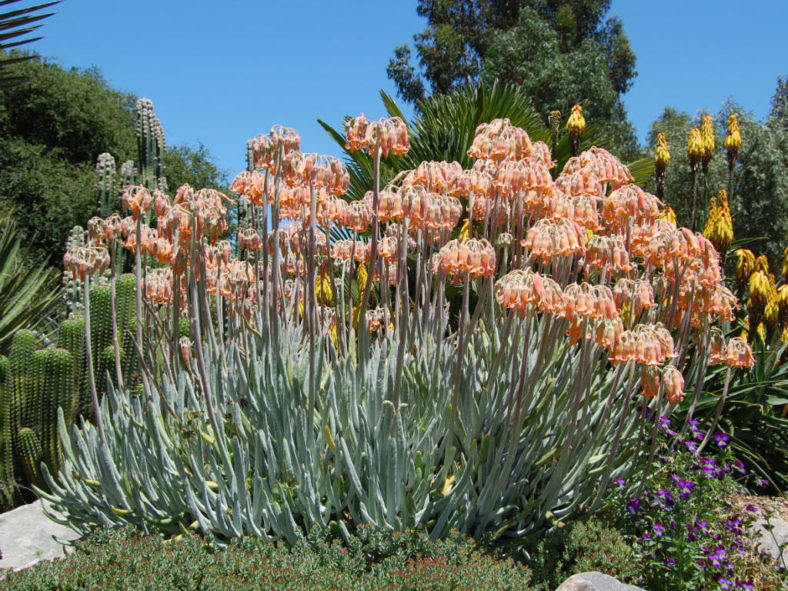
[555,571,647,591]
[0,499,79,574]
[752,516,788,567]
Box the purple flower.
[672,475,695,498]
[718,577,733,590]
[756,478,769,488]
[653,523,665,537]
[627,498,642,515]
[687,419,699,430]
[684,441,698,452]
[708,547,727,567]
[614,478,626,490]
[715,433,730,447]
[745,504,758,513]
[736,581,754,590]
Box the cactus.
[135,98,167,192]
[18,427,44,490]
[0,331,76,508]
[95,152,117,217]
[57,315,88,416]
[34,349,75,475]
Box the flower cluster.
[609,416,782,590]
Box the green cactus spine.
[34,348,75,476]
[17,427,44,490]
[58,315,88,417]
[135,98,167,192]
[0,355,8,385]
[95,152,117,217]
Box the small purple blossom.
[684,440,698,452]
[653,523,665,537]
[714,433,730,447]
[614,478,626,490]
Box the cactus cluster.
[0,331,75,506]
[0,274,138,508]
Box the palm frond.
[0,217,61,353]
[0,0,60,88]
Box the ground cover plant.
[1,526,537,590]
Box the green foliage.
[527,517,640,589]
[387,1,637,154]
[388,0,635,103]
[683,338,788,493]
[0,57,227,265]
[4,525,536,590]
[482,6,637,156]
[0,216,61,353]
[164,142,229,192]
[0,54,137,164]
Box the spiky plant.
[0,217,61,354]
[41,114,743,551]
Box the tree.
[0,56,226,265]
[481,6,636,156]
[388,1,637,154]
[163,142,228,192]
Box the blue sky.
[27,0,788,180]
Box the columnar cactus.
[0,332,75,508]
[95,152,117,217]
[135,98,167,192]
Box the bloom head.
[566,104,586,138]
[724,113,741,158]
[701,114,715,163]
[655,132,670,171]
[688,128,703,167]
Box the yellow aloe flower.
[315,273,333,306]
[748,270,771,312]
[764,298,779,330]
[701,114,715,162]
[566,104,586,138]
[724,113,742,158]
[687,128,703,167]
[458,216,470,240]
[782,245,788,281]
[755,254,769,274]
[703,190,733,255]
[356,263,368,291]
[655,132,670,171]
[658,206,677,226]
[735,248,755,289]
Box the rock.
[0,499,80,574]
[555,571,647,591]
[752,517,788,567]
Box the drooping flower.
[432,238,496,280]
[663,366,685,405]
